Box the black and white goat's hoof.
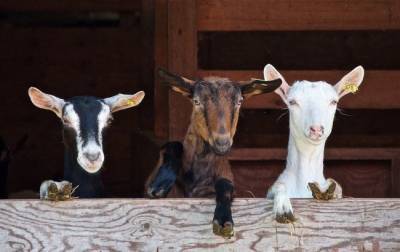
[213,203,234,238]
[146,186,169,198]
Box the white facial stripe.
[63,104,80,133]
[97,103,111,146]
[64,103,110,173]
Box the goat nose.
[215,138,230,146]
[310,125,324,134]
[84,152,100,162]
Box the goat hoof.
[275,211,296,224]
[213,220,234,238]
[47,182,59,201]
[146,187,168,198]
[308,181,337,201]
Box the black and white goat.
[28,87,145,198]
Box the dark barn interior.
[1,0,400,198]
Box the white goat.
[264,64,365,222]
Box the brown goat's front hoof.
[308,180,338,201]
[275,211,297,224]
[213,220,234,238]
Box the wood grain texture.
[197,0,400,31]
[229,148,400,161]
[198,70,400,109]
[0,199,399,251]
[167,0,197,140]
[0,1,141,11]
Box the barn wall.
[0,1,158,197]
[157,0,400,198]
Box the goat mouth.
[212,146,231,156]
[78,159,103,174]
[305,136,325,145]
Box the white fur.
[264,64,364,219]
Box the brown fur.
[145,69,281,237]
[145,78,238,197]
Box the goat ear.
[103,91,145,113]
[263,64,290,102]
[158,68,194,97]
[28,87,65,118]
[240,78,282,99]
[334,66,365,99]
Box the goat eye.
[107,118,113,125]
[330,100,338,106]
[289,100,298,106]
[193,98,201,106]
[62,118,72,126]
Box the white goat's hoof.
[308,178,342,200]
[273,194,296,224]
[327,178,343,199]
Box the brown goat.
[146,69,282,238]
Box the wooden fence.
[0,198,399,251]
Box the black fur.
[213,178,234,225]
[147,141,183,198]
[0,136,9,199]
[62,97,105,198]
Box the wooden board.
[167,0,197,140]
[154,0,170,139]
[198,0,400,31]
[198,70,400,109]
[229,148,400,161]
[0,1,141,11]
[0,199,399,251]
[198,31,400,70]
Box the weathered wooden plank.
[229,148,400,161]
[198,31,400,70]
[154,0,170,139]
[168,0,197,140]
[0,1,141,11]
[0,199,399,251]
[198,70,400,109]
[198,0,400,31]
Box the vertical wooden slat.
[140,0,154,131]
[167,0,197,140]
[154,0,169,139]
[391,159,400,197]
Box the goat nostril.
[310,126,324,135]
[215,138,230,146]
[84,152,100,162]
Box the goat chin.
[78,159,103,174]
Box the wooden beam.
[0,199,399,250]
[154,0,169,139]
[198,70,400,109]
[167,0,197,140]
[198,0,400,31]
[0,1,141,11]
[229,148,400,161]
